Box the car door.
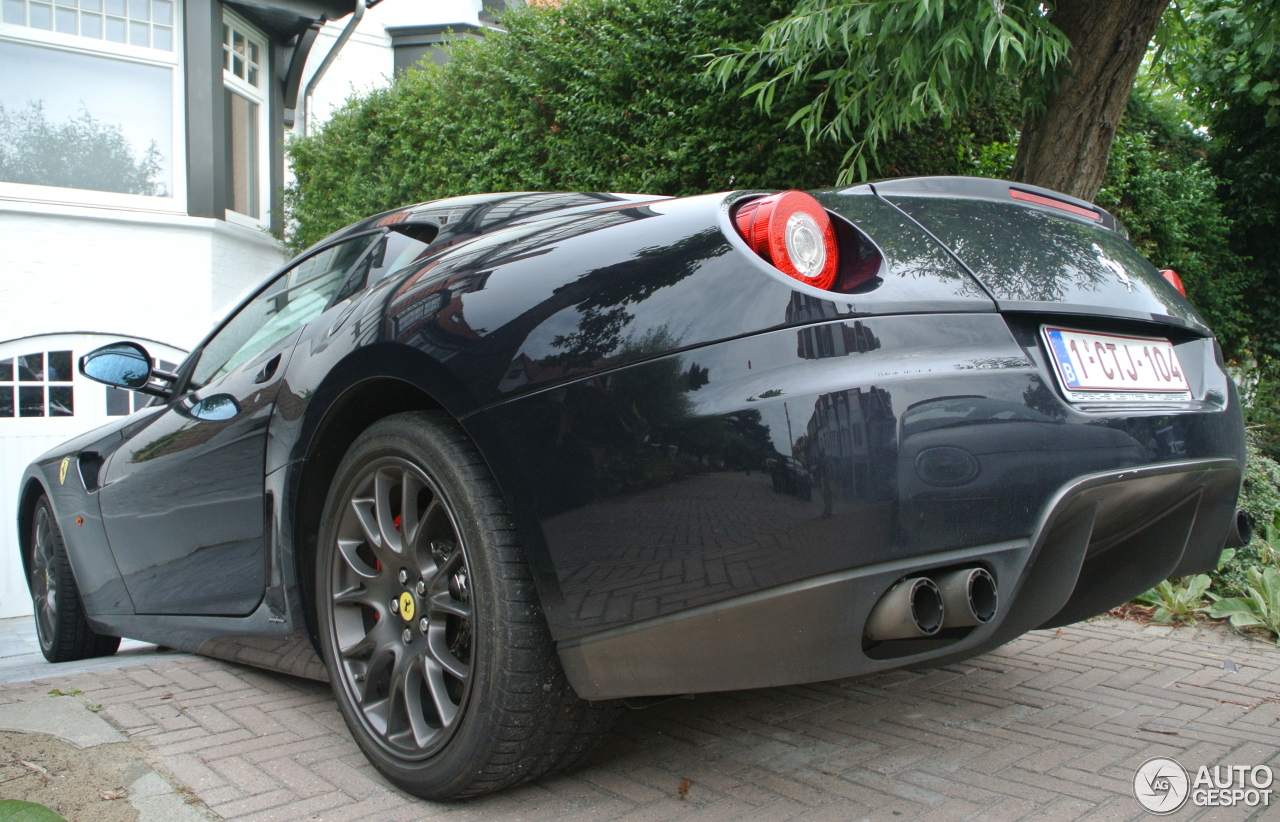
[100,235,378,615]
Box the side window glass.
[190,235,376,389]
[334,225,438,303]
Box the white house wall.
[292,0,485,138]
[0,201,285,351]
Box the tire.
[29,497,121,663]
[315,411,617,799]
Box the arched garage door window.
[0,350,74,417]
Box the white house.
[1,0,499,617]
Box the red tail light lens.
[1160,269,1186,297]
[734,191,839,290]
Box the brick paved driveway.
[2,617,1277,822]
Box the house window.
[0,351,74,417]
[222,14,267,223]
[3,0,175,51]
[0,0,182,207]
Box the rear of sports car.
[508,177,1247,699]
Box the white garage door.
[1,332,186,618]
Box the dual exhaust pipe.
[865,568,998,641]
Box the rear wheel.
[30,498,120,663]
[315,411,616,799]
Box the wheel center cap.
[399,591,416,622]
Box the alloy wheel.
[31,506,57,650]
[328,456,475,759]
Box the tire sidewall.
[315,413,508,797]
[31,499,58,654]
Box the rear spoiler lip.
[855,175,1126,236]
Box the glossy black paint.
[18,180,1246,698]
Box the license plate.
[1042,326,1191,404]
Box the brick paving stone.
[2,617,1278,821]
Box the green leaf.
[0,800,68,822]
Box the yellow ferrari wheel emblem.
[399,591,415,622]
[59,458,70,485]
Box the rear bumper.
[559,457,1240,699]
[470,310,1245,697]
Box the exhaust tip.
[865,577,944,641]
[968,568,998,624]
[935,567,998,628]
[909,578,944,635]
[1226,509,1253,549]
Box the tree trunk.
[1011,0,1169,202]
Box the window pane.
[0,387,12,417]
[0,40,173,196]
[81,12,101,36]
[106,386,130,416]
[18,353,43,381]
[28,2,51,27]
[152,24,170,50]
[105,14,124,40]
[3,1,24,24]
[152,0,169,24]
[225,90,258,218]
[249,42,259,64]
[127,0,146,18]
[19,386,44,417]
[233,54,244,78]
[54,0,74,7]
[248,66,258,86]
[55,6,76,32]
[232,29,244,55]
[82,0,102,10]
[192,237,376,387]
[0,359,11,382]
[105,0,122,13]
[129,19,148,46]
[48,386,73,416]
[47,351,73,381]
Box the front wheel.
[30,497,120,662]
[315,411,616,799]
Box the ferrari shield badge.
[59,458,70,485]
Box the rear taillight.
[1160,269,1186,297]
[734,191,839,290]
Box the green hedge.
[283,0,1023,251]
[286,0,840,249]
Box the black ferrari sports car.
[19,177,1249,798]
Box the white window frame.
[0,9,186,214]
[221,8,270,230]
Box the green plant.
[706,0,1071,182]
[0,800,67,822]
[284,0,1023,252]
[1208,566,1280,642]
[1136,573,1214,625]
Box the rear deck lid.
[872,177,1208,334]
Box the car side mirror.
[79,342,177,398]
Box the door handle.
[253,354,282,384]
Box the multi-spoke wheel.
[29,497,120,663]
[329,456,475,758]
[316,411,617,799]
